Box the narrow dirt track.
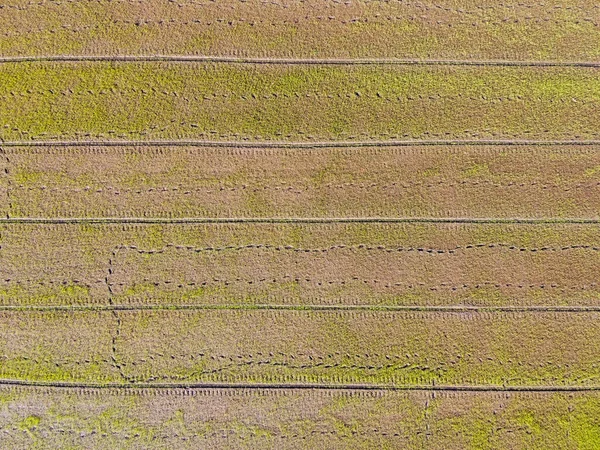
[2,217,600,224]
[1,379,600,392]
[1,56,600,66]
[3,139,600,147]
[1,304,600,312]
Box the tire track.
[115,242,600,254]
[0,147,10,219]
[106,250,134,383]
[13,180,600,194]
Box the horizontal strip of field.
[0,0,598,62]
[3,222,600,307]
[0,387,598,450]
[5,144,600,218]
[2,310,600,387]
[0,63,599,141]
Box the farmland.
[2,309,600,387]
[4,144,600,218]
[0,0,598,61]
[2,0,600,447]
[0,63,598,141]
[1,387,598,449]
[3,222,600,307]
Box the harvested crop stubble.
[0,62,599,141]
[3,222,600,307]
[0,0,599,60]
[2,310,600,386]
[0,311,117,382]
[0,387,598,450]
[6,144,600,218]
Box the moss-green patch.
[584,165,600,177]
[180,285,228,302]
[243,189,271,216]
[138,225,165,249]
[18,415,41,431]
[0,283,91,306]
[514,410,543,436]
[12,167,44,184]
[462,163,490,178]
[566,397,600,450]
[0,360,82,383]
[0,390,20,405]
[120,283,158,298]
[420,167,441,178]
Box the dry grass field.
[1,0,600,448]
[1,387,598,449]
[3,144,600,218]
[3,222,600,307]
[0,0,599,60]
[2,309,600,387]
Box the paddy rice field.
[1,0,600,448]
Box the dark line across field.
[1,56,600,67]
[0,379,599,392]
[2,217,600,224]
[2,139,600,148]
[2,304,600,313]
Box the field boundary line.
[2,304,600,312]
[2,139,600,148]
[2,217,600,224]
[0,379,599,392]
[1,56,600,67]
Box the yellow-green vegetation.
[0,311,116,382]
[0,63,599,140]
[0,283,92,306]
[0,0,598,60]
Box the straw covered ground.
[2,0,600,448]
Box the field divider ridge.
[2,217,600,224]
[0,379,599,392]
[2,139,600,148]
[1,56,600,67]
[2,304,600,312]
